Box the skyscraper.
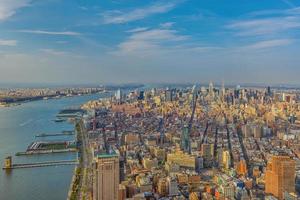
[195,156,204,174]
[165,89,176,101]
[267,86,272,96]
[115,89,122,103]
[119,156,125,183]
[93,151,119,200]
[222,150,231,170]
[138,90,144,100]
[181,125,190,153]
[265,155,296,200]
[167,177,178,196]
[209,82,214,96]
[236,159,247,176]
[220,81,225,99]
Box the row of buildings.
[80,84,300,200]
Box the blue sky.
[0,0,300,85]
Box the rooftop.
[95,149,118,158]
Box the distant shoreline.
[0,84,144,108]
[0,92,105,108]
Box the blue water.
[0,93,110,200]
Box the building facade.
[265,155,295,200]
[93,152,119,200]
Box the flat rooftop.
[95,149,118,158]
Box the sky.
[0,0,300,85]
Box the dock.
[3,159,78,170]
[16,148,77,156]
[35,132,75,137]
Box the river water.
[0,93,110,200]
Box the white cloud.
[115,28,188,54]
[0,39,17,46]
[227,6,300,37]
[0,0,30,21]
[160,22,175,28]
[244,39,293,49]
[102,2,178,24]
[227,17,300,36]
[19,30,81,36]
[126,27,149,33]
[129,29,187,41]
[112,28,220,57]
[245,6,300,18]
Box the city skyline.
[1,0,300,84]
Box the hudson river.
[0,93,110,200]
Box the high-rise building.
[265,155,296,200]
[93,151,119,200]
[201,143,213,161]
[221,184,235,199]
[267,86,272,96]
[167,177,178,196]
[195,156,204,174]
[165,89,173,101]
[209,82,214,96]
[158,117,165,146]
[115,89,122,103]
[222,150,231,170]
[138,90,144,100]
[201,86,207,94]
[236,159,247,176]
[119,156,125,183]
[221,81,225,98]
[157,178,168,196]
[181,125,190,153]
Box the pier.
[3,159,78,170]
[15,148,77,156]
[35,132,75,137]
[15,138,78,156]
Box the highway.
[77,120,93,200]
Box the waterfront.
[0,93,110,200]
